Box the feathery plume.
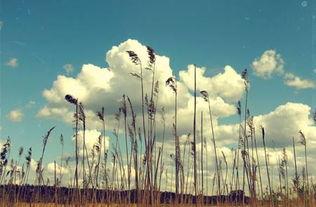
[200,90,209,102]
[146,45,156,65]
[96,107,105,121]
[298,130,306,146]
[126,51,140,65]
[237,101,241,115]
[65,94,78,105]
[166,77,177,92]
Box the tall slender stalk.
[79,103,86,189]
[75,103,79,191]
[299,130,308,206]
[146,45,156,204]
[24,147,32,185]
[283,148,289,205]
[261,126,272,204]
[36,126,55,185]
[200,90,220,199]
[292,136,299,201]
[121,95,131,203]
[222,151,228,196]
[59,134,64,186]
[200,111,204,205]
[65,95,79,191]
[127,96,139,202]
[235,101,242,205]
[193,64,198,206]
[241,69,249,204]
[127,50,150,201]
[254,128,263,200]
[166,76,180,202]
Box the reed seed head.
[126,51,140,65]
[65,94,78,105]
[200,90,209,102]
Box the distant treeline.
[0,184,248,204]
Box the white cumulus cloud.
[38,39,243,132]
[251,50,284,79]
[76,129,110,157]
[179,65,245,102]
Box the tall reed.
[65,94,79,190]
[193,64,198,206]
[166,76,180,202]
[299,130,309,207]
[200,90,220,199]
[261,126,272,205]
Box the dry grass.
[1,47,316,206]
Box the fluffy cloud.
[251,50,284,79]
[7,109,23,122]
[38,39,243,131]
[283,72,315,89]
[252,50,315,91]
[200,102,316,148]
[37,106,73,122]
[179,65,245,102]
[6,58,19,68]
[252,102,315,147]
[76,129,110,156]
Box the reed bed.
[0,46,315,206]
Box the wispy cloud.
[6,58,19,68]
[7,109,24,122]
[63,64,74,74]
[284,72,315,89]
[26,100,36,108]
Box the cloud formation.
[253,102,315,147]
[76,129,110,156]
[179,65,245,102]
[7,109,23,122]
[251,50,315,90]
[251,50,284,79]
[38,39,243,132]
[283,72,315,89]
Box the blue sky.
[0,0,315,166]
